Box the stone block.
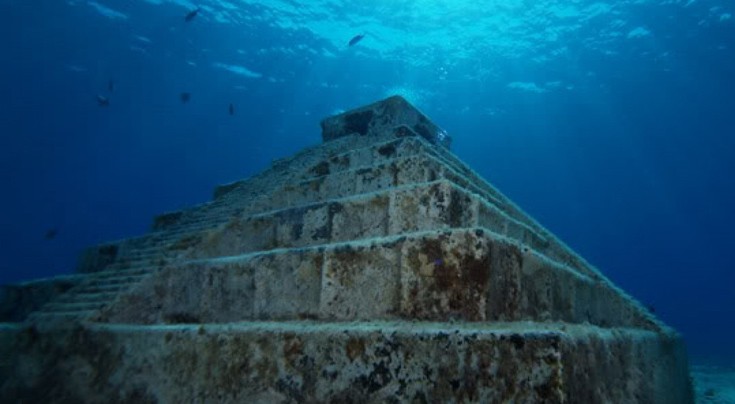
[330,194,390,243]
[254,250,323,320]
[477,198,510,235]
[400,230,491,321]
[320,169,357,199]
[274,204,330,249]
[321,95,452,149]
[194,216,276,258]
[395,138,431,161]
[101,261,256,324]
[76,243,120,273]
[212,180,242,200]
[389,181,478,234]
[0,276,84,322]
[320,243,401,320]
[152,210,184,231]
[0,322,692,403]
[354,165,396,194]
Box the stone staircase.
[27,267,153,321]
[32,99,661,326]
[85,101,662,334]
[24,125,411,322]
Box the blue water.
[1,0,733,364]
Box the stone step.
[83,135,420,273]
[249,154,442,214]
[55,291,118,304]
[103,258,160,270]
[422,158,595,276]
[80,134,584,289]
[75,135,416,271]
[148,217,239,244]
[155,210,241,234]
[193,180,548,260]
[302,132,534,246]
[92,277,146,289]
[90,267,154,279]
[77,137,449,275]
[414,134,601,276]
[95,271,150,281]
[294,141,589,277]
[127,246,165,255]
[175,155,600,277]
[102,227,659,334]
[191,136,414,217]
[77,282,133,293]
[152,186,273,234]
[117,245,166,258]
[42,301,107,313]
[81,143,589,283]
[82,137,419,273]
[44,320,684,403]
[102,262,160,274]
[232,151,591,277]
[28,267,156,320]
[295,135,426,182]
[26,310,97,322]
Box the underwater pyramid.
[0,96,692,402]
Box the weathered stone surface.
[253,250,323,320]
[89,227,663,332]
[76,243,121,273]
[98,261,256,324]
[389,181,478,234]
[330,194,390,242]
[321,242,400,320]
[0,322,691,403]
[400,230,491,322]
[0,96,693,402]
[0,276,83,322]
[321,95,452,149]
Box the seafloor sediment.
[692,364,735,404]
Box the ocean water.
[1,0,733,379]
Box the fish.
[97,94,110,107]
[180,92,191,103]
[44,228,58,240]
[229,103,234,115]
[348,33,365,47]
[108,79,115,92]
[184,7,200,22]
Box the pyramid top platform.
[321,95,452,149]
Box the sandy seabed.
[692,363,735,404]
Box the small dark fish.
[180,92,191,103]
[44,228,58,240]
[348,33,365,47]
[433,258,443,266]
[229,103,234,115]
[108,79,115,92]
[97,94,110,107]
[646,304,656,314]
[184,7,200,22]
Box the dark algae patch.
[345,110,374,136]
